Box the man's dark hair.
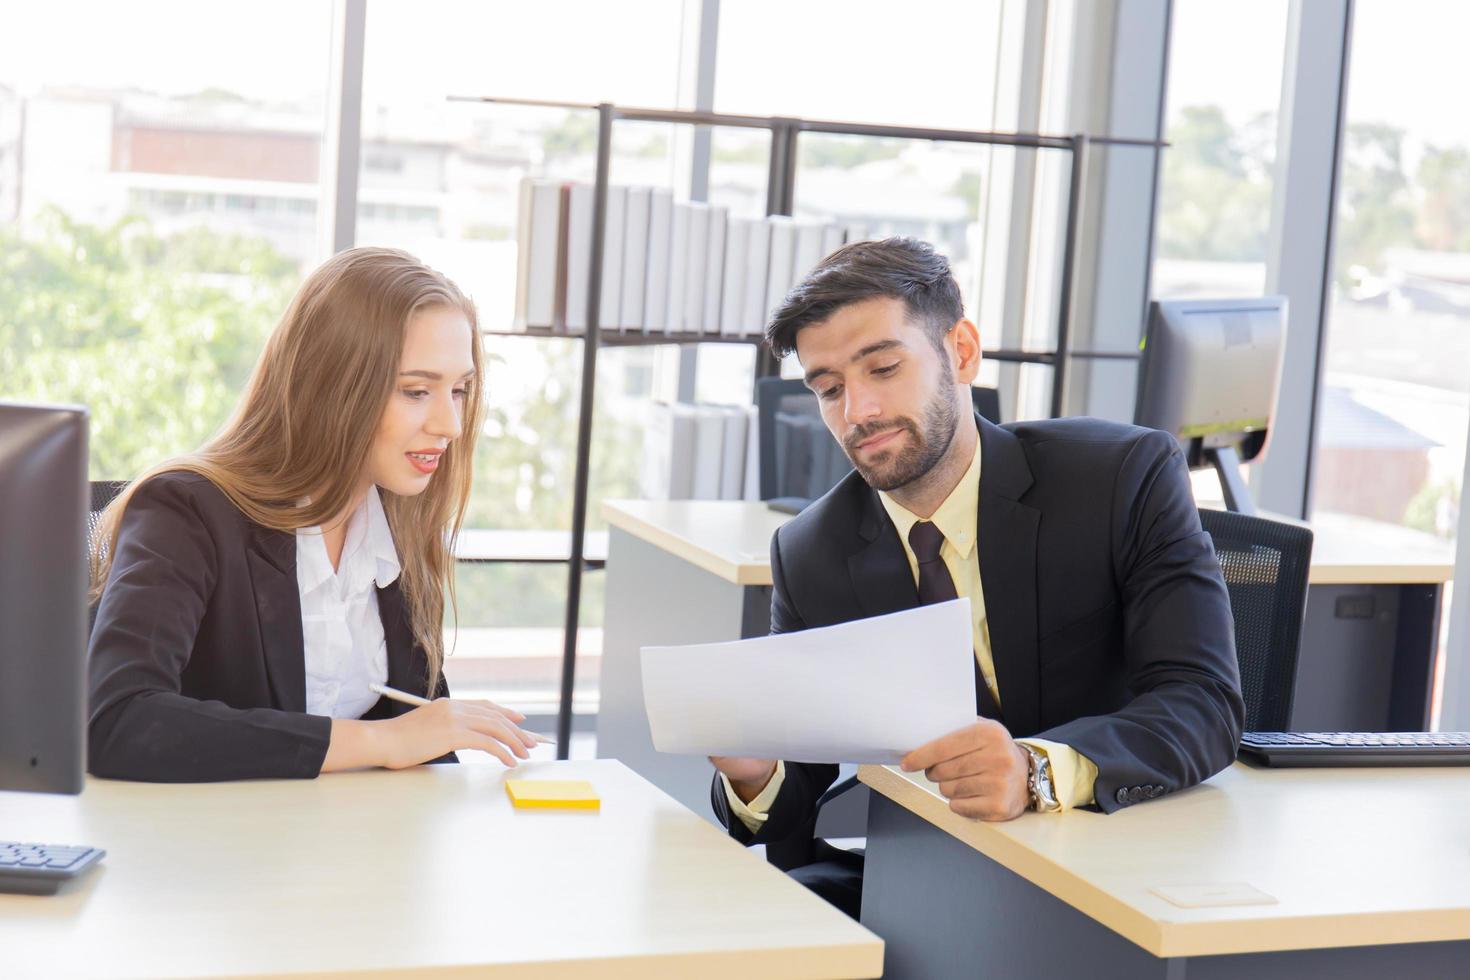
[764,236,965,360]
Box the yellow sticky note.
[505,779,600,811]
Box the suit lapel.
[976,417,1042,737]
[846,483,921,620]
[245,524,307,713]
[376,580,424,697]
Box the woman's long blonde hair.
[90,246,484,695]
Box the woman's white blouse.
[295,487,401,719]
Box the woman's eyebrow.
[398,369,476,380]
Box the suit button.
[1115,787,1131,806]
[1149,785,1164,798]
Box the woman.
[87,247,536,781]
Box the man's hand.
[900,718,1030,821]
[709,756,777,804]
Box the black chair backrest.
[756,378,1003,503]
[91,480,128,513]
[85,480,129,635]
[1198,508,1313,732]
[87,480,129,552]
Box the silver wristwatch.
[1020,743,1060,813]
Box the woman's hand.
[323,699,539,772]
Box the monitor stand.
[1206,446,1257,515]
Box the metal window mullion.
[318,0,366,257]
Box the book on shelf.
[642,188,673,334]
[642,401,757,501]
[741,218,773,338]
[619,187,652,333]
[742,403,760,500]
[702,206,728,336]
[682,202,710,336]
[512,177,564,332]
[563,182,594,334]
[514,179,855,340]
[792,219,827,289]
[720,216,753,337]
[641,401,698,500]
[690,404,726,499]
[719,405,749,500]
[764,216,796,333]
[665,203,690,338]
[598,185,627,330]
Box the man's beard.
[841,382,961,492]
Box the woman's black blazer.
[87,471,450,782]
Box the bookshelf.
[452,94,1158,753]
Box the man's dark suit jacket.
[711,415,1244,857]
[88,471,451,782]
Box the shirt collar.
[295,487,402,596]
[877,429,982,559]
[362,486,402,589]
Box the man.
[709,237,1244,919]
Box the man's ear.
[950,318,982,384]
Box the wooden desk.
[595,502,789,827]
[859,761,1470,979]
[453,528,609,565]
[1269,510,1452,731]
[1,761,882,979]
[596,500,1454,835]
[603,500,1455,592]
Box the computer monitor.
[1134,297,1287,514]
[0,401,88,795]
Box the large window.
[358,1,691,715]
[1153,0,1289,301]
[1312,2,1470,547]
[0,1,331,479]
[715,1,1056,413]
[715,1,1003,130]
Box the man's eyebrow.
[802,339,908,386]
[398,369,477,381]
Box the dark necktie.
[908,520,1001,721]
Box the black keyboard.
[0,841,105,895]
[1239,731,1470,768]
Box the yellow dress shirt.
[723,434,1098,832]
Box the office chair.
[757,378,1003,512]
[86,481,128,635]
[1197,507,1313,732]
[87,481,128,552]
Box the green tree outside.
[0,208,296,480]
[1335,122,1417,277]
[1156,105,1274,263]
[1415,144,1470,254]
[3,209,645,627]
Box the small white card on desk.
[640,598,977,764]
[1150,883,1278,908]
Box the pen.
[369,682,557,747]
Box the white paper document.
[639,598,978,765]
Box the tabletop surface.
[604,499,1455,587]
[603,500,790,585]
[1,760,881,979]
[861,761,1470,959]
